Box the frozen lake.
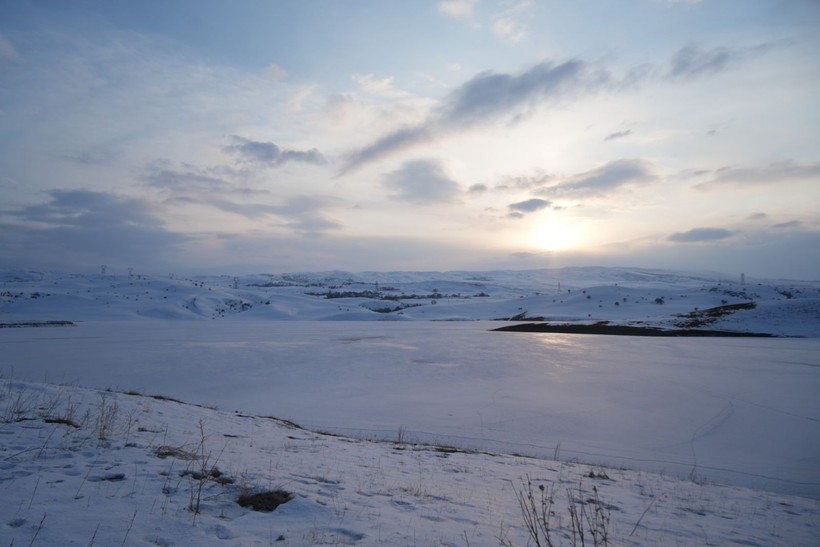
[3,321,819,498]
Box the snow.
[1,267,819,545]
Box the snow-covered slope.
[1,380,817,546]
[2,268,818,336]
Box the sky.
[1,0,818,279]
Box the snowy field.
[1,268,819,545]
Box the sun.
[529,219,584,252]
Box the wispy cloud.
[382,159,461,205]
[667,44,771,80]
[62,148,118,166]
[438,0,533,43]
[339,39,769,176]
[442,59,597,126]
[668,227,735,243]
[539,159,657,197]
[604,129,632,142]
[265,63,288,79]
[492,1,533,44]
[226,196,342,235]
[773,220,803,230]
[437,0,480,20]
[352,73,411,98]
[0,32,19,60]
[224,136,326,167]
[696,160,820,189]
[287,84,316,113]
[340,59,603,174]
[174,194,343,235]
[144,165,236,194]
[495,170,555,191]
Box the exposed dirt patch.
[673,301,757,329]
[493,321,773,337]
[237,490,293,512]
[0,321,74,328]
[154,445,199,460]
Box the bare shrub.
[1,382,38,423]
[567,484,610,547]
[187,420,227,514]
[514,475,557,547]
[512,477,612,547]
[44,395,81,428]
[95,393,119,442]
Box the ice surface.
[3,321,818,498]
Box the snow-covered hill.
[2,267,819,336]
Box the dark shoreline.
[0,321,75,329]
[492,322,775,337]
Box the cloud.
[62,148,118,165]
[259,195,343,235]
[495,170,555,191]
[492,1,533,44]
[604,129,632,141]
[667,44,770,80]
[0,32,19,60]
[696,160,820,189]
[438,0,532,43]
[341,126,433,175]
[468,183,488,194]
[0,190,186,269]
[144,165,236,194]
[178,194,342,235]
[340,59,603,174]
[265,63,288,79]
[540,159,657,197]
[508,198,552,217]
[224,136,326,167]
[441,59,595,127]
[141,159,341,236]
[668,227,735,243]
[382,159,461,205]
[343,41,762,176]
[287,84,316,113]
[437,0,480,20]
[353,73,412,98]
[773,220,803,230]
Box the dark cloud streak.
[697,160,820,189]
[508,198,552,217]
[340,43,771,175]
[538,159,656,197]
[340,59,605,175]
[668,227,735,243]
[224,135,326,167]
[604,129,631,141]
[667,43,772,80]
